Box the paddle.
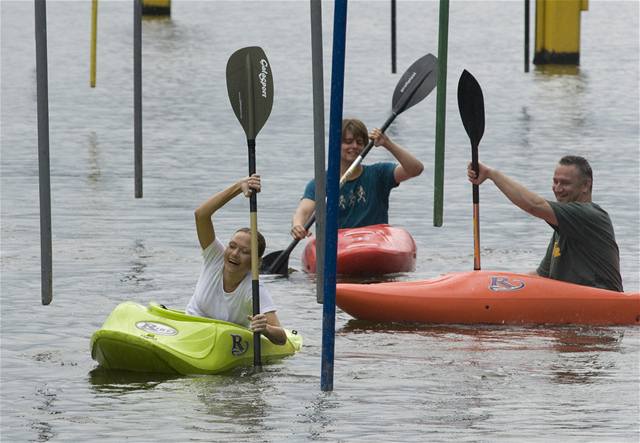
[261,53,439,276]
[226,46,274,367]
[457,69,485,270]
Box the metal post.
[90,0,98,87]
[134,0,143,198]
[433,0,449,227]
[524,0,530,72]
[321,0,348,392]
[34,0,53,305]
[310,0,326,304]
[391,0,397,73]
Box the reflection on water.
[550,328,623,353]
[534,64,580,76]
[341,320,625,353]
[339,321,628,386]
[120,239,152,287]
[298,392,340,440]
[86,131,101,186]
[32,384,58,442]
[188,372,270,434]
[88,368,178,393]
[550,354,614,385]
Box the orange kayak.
[336,271,640,326]
[302,224,417,276]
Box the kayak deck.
[336,271,640,326]
[91,302,302,374]
[302,224,417,276]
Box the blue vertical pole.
[321,0,348,392]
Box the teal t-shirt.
[537,201,623,292]
[302,162,398,228]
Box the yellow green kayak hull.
[90,302,302,375]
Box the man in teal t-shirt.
[291,118,424,239]
[468,155,623,292]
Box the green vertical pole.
[433,0,449,227]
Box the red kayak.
[302,224,417,276]
[336,270,640,326]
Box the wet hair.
[559,155,593,191]
[342,118,368,145]
[234,228,266,257]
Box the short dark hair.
[342,118,368,144]
[559,155,592,190]
[234,228,266,257]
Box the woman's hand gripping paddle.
[226,46,273,367]
[260,53,439,276]
[457,70,485,271]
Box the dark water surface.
[2,1,638,441]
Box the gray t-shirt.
[537,201,623,291]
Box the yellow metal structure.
[142,0,171,16]
[534,0,588,65]
[90,0,97,87]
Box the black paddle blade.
[391,53,438,115]
[457,69,485,151]
[226,46,274,140]
[260,250,289,276]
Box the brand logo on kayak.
[400,72,417,93]
[231,334,249,356]
[259,59,269,98]
[489,276,525,292]
[135,321,178,336]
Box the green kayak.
[90,302,302,375]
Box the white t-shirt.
[185,239,276,328]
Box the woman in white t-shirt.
[185,175,287,345]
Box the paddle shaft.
[247,141,262,367]
[471,143,480,270]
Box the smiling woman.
[222,229,264,286]
[185,175,287,346]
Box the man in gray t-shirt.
[467,155,623,292]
